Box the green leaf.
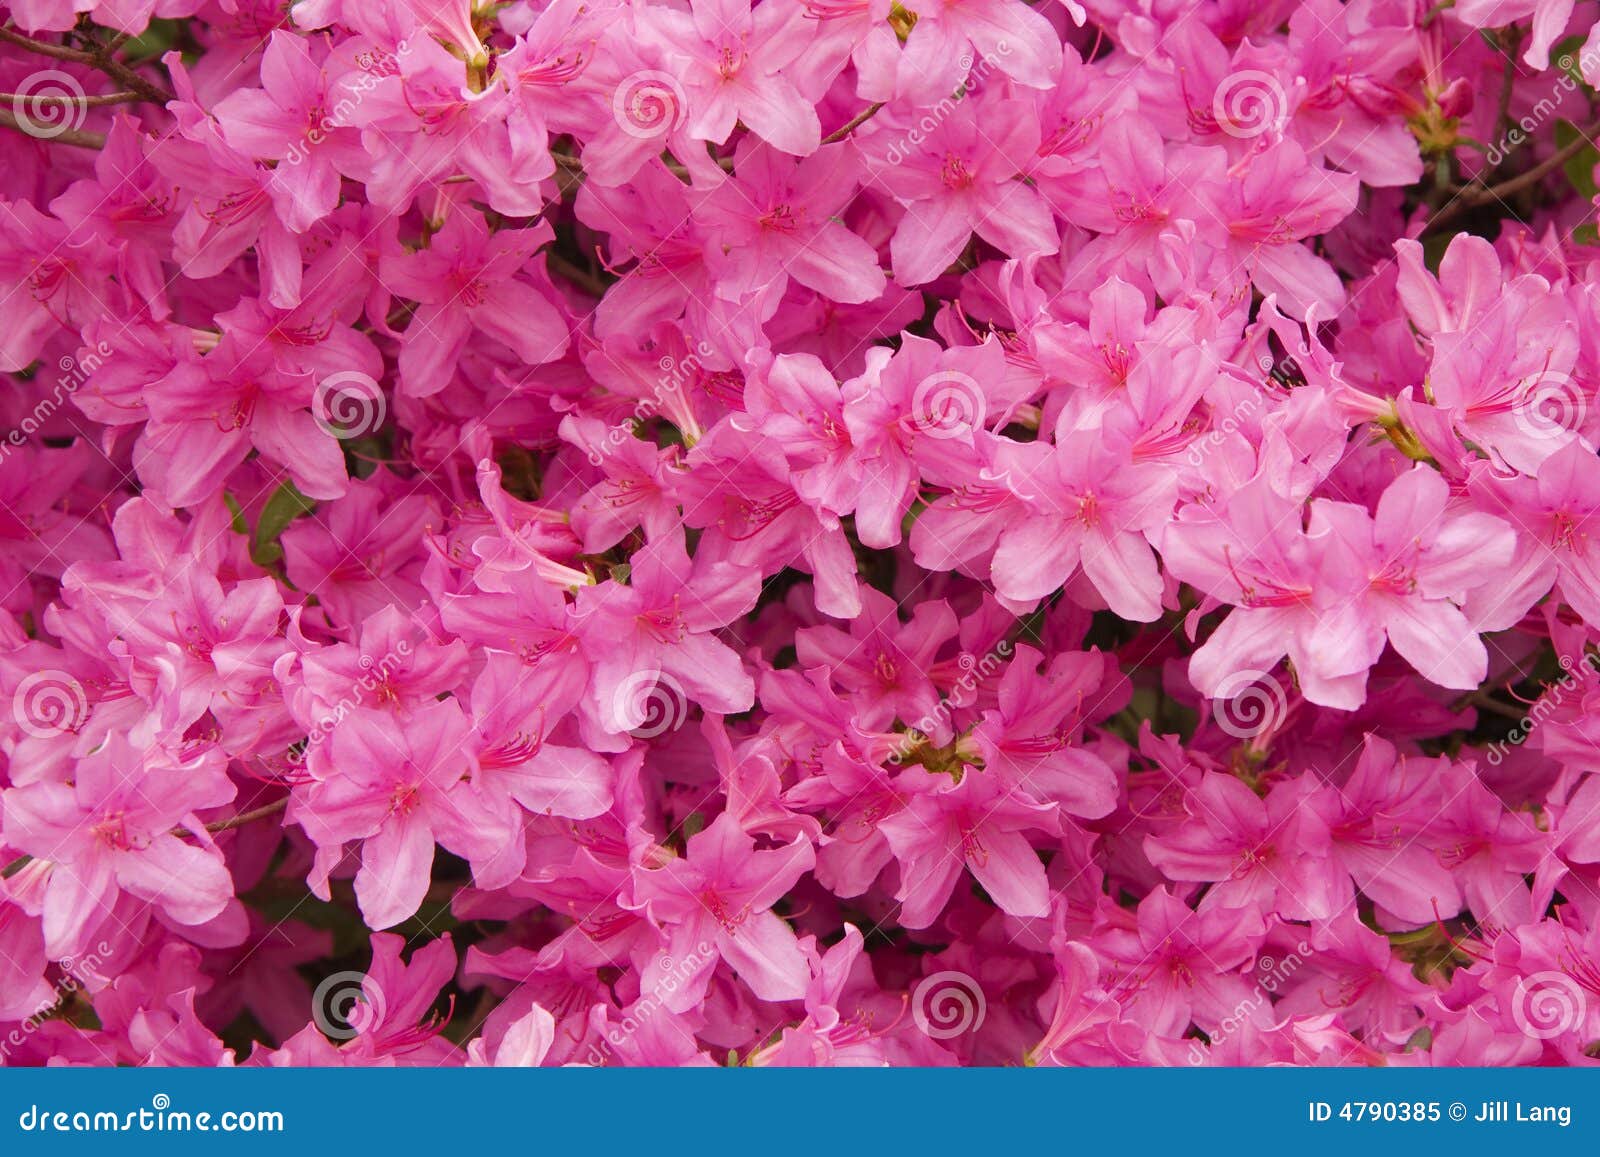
[119,17,186,63]
[222,492,249,538]
[251,481,316,569]
[1550,33,1595,90]
[1555,118,1599,200]
[1420,229,1455,272]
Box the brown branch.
[196,796,289,835]
[0,797,290,880]
[0,106,105,148]
[1427,118,1600,233]
[85,55,173,107]
[1490,29,1523,168]
[1449,654,1544,712]
[0,89,144,107]
[1463,691,1529,721]
[550,144,734,188]
[0,25,94,62]
[0,22,174,106]
[546,251,609,297]
[1471,128,1598,204]
[552,149,585,198]
[822,101,885,144]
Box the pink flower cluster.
[3,0,1600,1068]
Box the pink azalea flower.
[1308,736,1463,927]
[1454,0,1575,67]
[897,0,1064,102]
[648,0,822,156]
[3,736,235,958]
[632,814,815,1006]
[380,211,569,397]
[693,142,885,304]
[281,475,439,631]
[795,586,958,733]
[1197,139,1359,318]
[988,427,1177,620]
[214,32,367,232]
[1092,887,1268,1038]
[838,335,1014,548]
[464,651,614,822]
[0,200,114,372]
[8,0,1600,1071]
[1144,772,1336,920]
[1470,439,1600,630]
[1275,907,1436,1046]
[294,700,519,929]
[863,94,1059,286]
[879,768,1060,928]
[677,422,864,620]
[970,643,1122,820]
[1311,466,1517,692]
[574,528,761,736]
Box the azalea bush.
[2,0,1600,1068]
